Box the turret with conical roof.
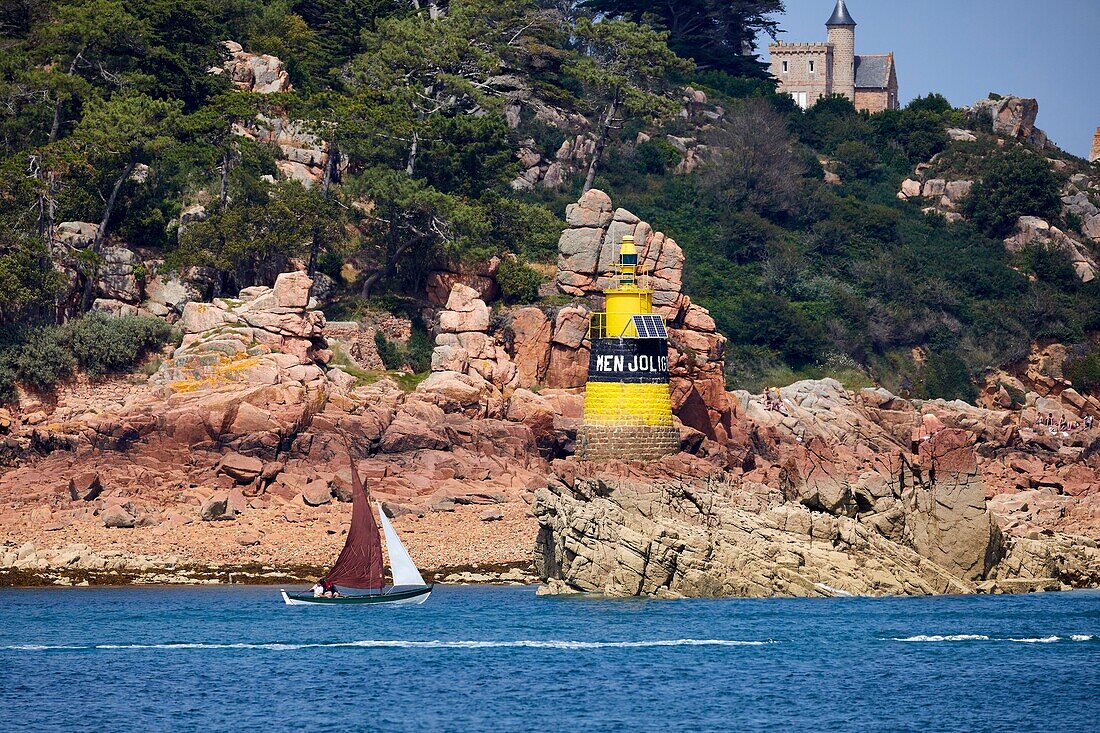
[827,1,856,100]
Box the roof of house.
[854,54,893,89]
[826,0,857,27]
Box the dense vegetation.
[0,314,174,402]
[1,0,1098,401]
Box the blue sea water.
[0,585,1097,732]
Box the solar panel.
[631,314,667,339]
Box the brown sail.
[323,458,384,590]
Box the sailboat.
[280,458,432,606]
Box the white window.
[809,60,816,73]
[790,91,809,109]
[782,60,788,73]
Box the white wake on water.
[890,634,990,642]
[889,634,1094,643]
[2,638,775,652]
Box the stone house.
[769,1,899,113]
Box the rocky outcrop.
[534,455,993,598]
[897,175,971,222]
[1004,216,1097,283]
[240,114,344,187]
[217,41,292,94]
[154,272,328,388]
[1091,127,1100,164]
[970,95,1051,148]
[535,383,1099,598]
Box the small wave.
[1008,636,1060,644]
[1070,635,1093,642]
[891,634,989,642]
[3,638,773,652]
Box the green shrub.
[405,321,433,374]
[1025,243,1079,287]
[0,314,173,402]
[635,138,682,175]
[56,314,174,377]
[964,147,1061,237]
[833,140,879,180]
[496,258,544,304]
[374,330,404,370]
[719,212,773,264]
[1065,351,1100,393]
[11,332,75,392]
[0,365,16,405]
[921,350,977,402]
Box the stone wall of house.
[769,44,833,106]
[854,89,890,114]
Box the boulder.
[506,389,556,443]
[55,221,98,249]
[551,306,589,349]
[426,270,499,305]
[200,493,236,521]
[96,246,142,302]
[272,271,313,309]
[972,95,1039,140]
[509,307,552,388]
[479,507,504,522]
[922,179,946,198]
[217,453,264,484]
[180,301,230,334]
[102,503,135,529]
[302,480,333,506]
[944,180,973,205]
[236,532,262,546]
[564,189,613,228]
[68,471,103,502]
[380,415,451,453]
[222,41,292,94]
[438,284,491,333]
[417,370,492,407]
[331,469,355,502]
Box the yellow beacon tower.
[580,235,679,461]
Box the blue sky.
[763,0,1100,158]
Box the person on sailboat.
[311,581,325,598]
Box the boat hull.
[280,585,433,606]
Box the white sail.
[378,503,427,587]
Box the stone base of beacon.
[578,339,679,461]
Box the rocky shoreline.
[1,193,1098,598]
[0,557,539,589]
